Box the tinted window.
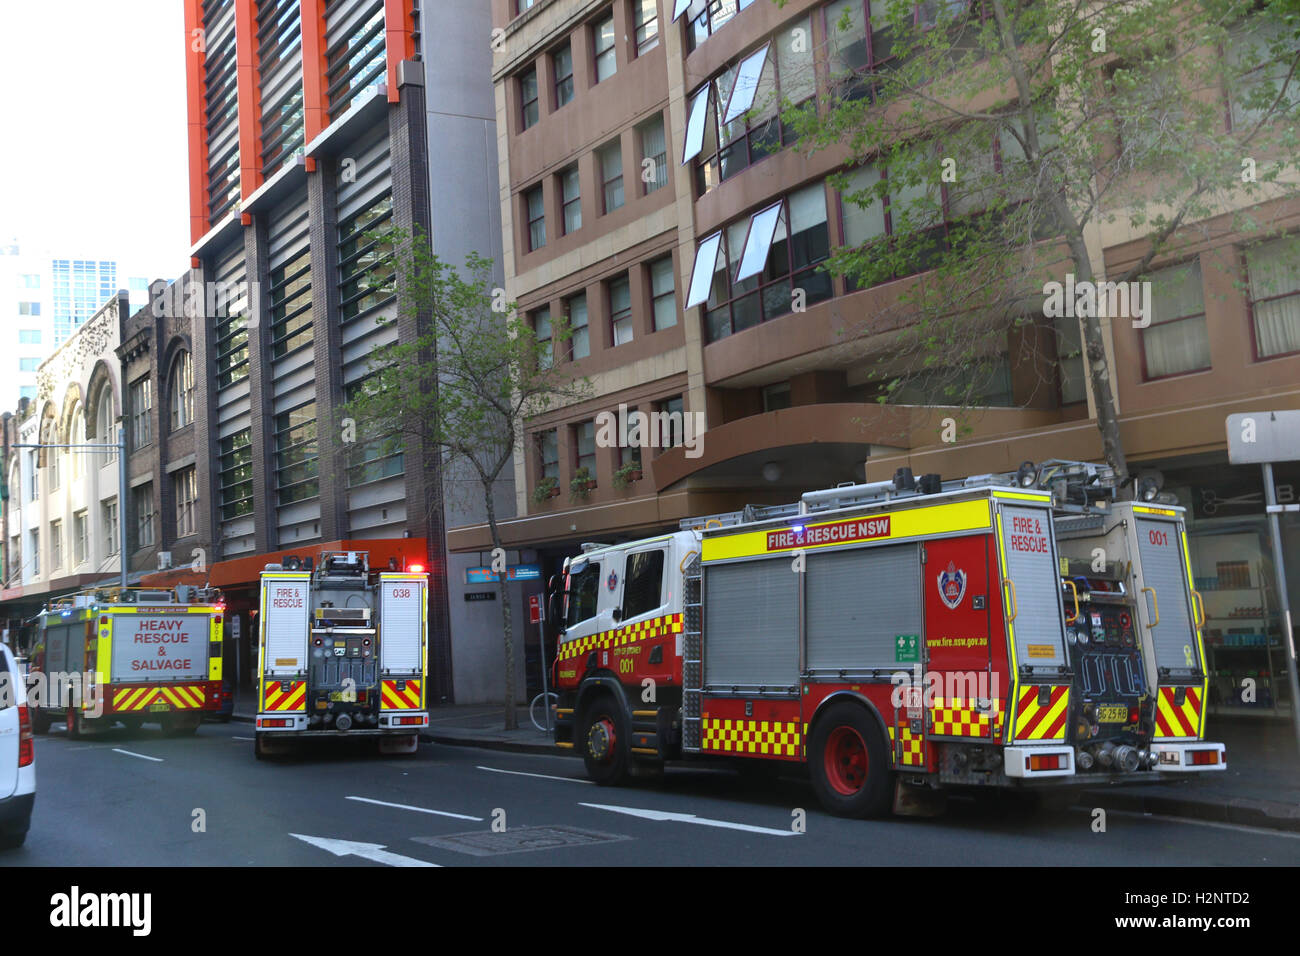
[623,550,665,619]
[566,562,602,627]
[0,646,13,710]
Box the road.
[6,720,1298,867]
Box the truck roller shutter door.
[380,578,425,674]
[704,558,798,689]
[264,578,310,675]
[1134,519,1199,675]
[999,505,1067,669]
[806,543,921,673]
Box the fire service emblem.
[937,561,967,610]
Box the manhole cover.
[413,825,629,857]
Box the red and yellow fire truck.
[549,462,1224,817]
[28,586,225,736]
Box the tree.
[779,0,1300,482]
[343,229,589,730]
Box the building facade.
[458,0,1300,719]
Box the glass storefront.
[1160,459,1300,718]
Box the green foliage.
[531,475,558,503]
[569,466,594,502]
[611,461,643,489]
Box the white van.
[0,641,35,849]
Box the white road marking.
[232,736,254,741]
[345,795,483,821]
[112,748,164,763]
[477,765,593,784]
[290,833,440,867]
[1095,806,1300,839]
[581,802,797,837]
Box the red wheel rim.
[588,717,616,763]
[825,726,868,795]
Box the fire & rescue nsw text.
[766,516,891,551]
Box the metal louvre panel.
[1135,519,1199,673]
[257,0,304,173]
[999,505,1067,669]
[203,1,239,218]
[267,195,310,263]
[703,558,798,688]
[806,544,920,671]
[335,127,390,221]
[326,0,382,45]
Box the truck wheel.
[120,716,143,733]
[809,702,892,818]
[164,715,200,736]
[31,709,51,735]
[254,733,270,760]
[581,694,630,786]
[66,708,82,740]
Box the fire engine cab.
[254,551,429,758]
[549,461,1225,817]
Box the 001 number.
[618,658,635,674]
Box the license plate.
[149,702,170,713]
[328,691,350,702]
[1098,705,1128,723]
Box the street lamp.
[12,425,129,588]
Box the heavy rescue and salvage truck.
[28,586,225,736]
[549,461,1225,817]
[254,551,429,758]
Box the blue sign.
[465,564,542,584]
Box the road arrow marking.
[290,833,441,867]
[112,748,164,762]
[580,802,796,836]
[477,765,593,784]
[346,795,483,820]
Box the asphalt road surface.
[7,720,1298,867]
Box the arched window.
[96,383,117,462]
[70,404,86,479]
[169,351,194,431]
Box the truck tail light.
[18,705,33,767]
[1026,753,1064,771]
[214,616,223,626]
[394,715,424,726]
[258,717,292,728]
[1189,749,1219,766]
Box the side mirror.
[612,608,623,623]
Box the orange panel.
[383,0,414,104]
[184,0,209,244]
[234,0,263,203]
[300,0,329,144]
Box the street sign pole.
[1262,462,1300,754]
[530,593,551,733]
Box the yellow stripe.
[702,499,991,562]
[278,684,306,711]
[991,490,1052,501]
[1180,528,1209,739]
[996,508,1018,741]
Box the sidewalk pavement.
[232,683,1300,831]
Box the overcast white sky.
[0,1,189,281]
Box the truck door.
[558,552,620,671]
[615,546,671,684]
[997,501,1072,744]
[260,574,311,713]
[923,533,996,740]
[1132,513,1205,740]
[378,574,426,711]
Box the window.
[638,113,668,194]
[50,520,63,570]
[18,330,40,344]
[18,302,39,316]
[338,191,395,322]
[824,0,900,103]
[609,276,633,345]
[762,382,792,411]
[19,386,35,401]
[653,396,685,450]
[269,248,313,353]
[566,292,590,359]
[598,139,624,213]
[174,466,198,537]
[565,559,602,627]
[96,385,117,461]
[21,274,39,289]
[28,450,38,502]
[18,358,38,372]
[219,430,254,519]
[1227,16,1300,131]
[70,407,86,479]
[102,499,119,556]
[342,379,404,487]
[1245,238,1300,359]
[688,181,832,341]
[574,420,597,479]
[649,256,676,329]
[275,403,319,504]
[537,428,559,480]
[517,0,536,12]
[686,0,757,52]
[1141,260,1210,379]
[30,530,39,576]
[135,484,155,548]
[560,165,582,234]
[525,185,546,251]
[619,413,642,469]
[634,0,660,55]
[48,445,60,491]
[130,377,152,449]
[169,351,195,430]
[73,511,88,566]
[593,13,617,82]
[520,66,540,129]
[553,43,574,107]
[533,307,553,369]
[837,160,957,289]
[1054,316,1086,405]
[623,548,666,617]
[688,19,813,195]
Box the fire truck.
[27,586,225,736]
[254,551,429,758]
[549,461,1225,816]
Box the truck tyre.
[164,715,201,736]
[31,709,52,735]
[580,693,630,786]
[66,708,82,740]
[120,716,143,733]
[809,702,892,818]
[254,733,271,760]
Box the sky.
[0,1,190,282]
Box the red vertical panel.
[184,0,210,244]
[235,0,264,203]
[300,0,329,144]
[383,0,414,104]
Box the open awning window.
[681,85,711,165]
[734,201,783,282]
[685,231,724,308]
[672,0,694,21]
[721,43,771,124]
